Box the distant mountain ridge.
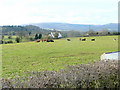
[30,22,118,32]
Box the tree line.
[1,25,119,37]
[0,25,119,44]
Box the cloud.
[0,0,118,25]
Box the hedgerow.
[1,60,119,88]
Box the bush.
[29,37,34,41]
[7,41,13,43]
[8,36,12,39]
[1,60,119,88]
[15,37,20,43]
[0,40,3,44]
[4,41,8,44]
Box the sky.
[0,0,119,25]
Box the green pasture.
[2,35,30,42]
[2,35,119,78]
[2,35,16,41]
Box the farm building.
[49,32,62,38]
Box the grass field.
[2,35,118,78]
[2,35,29,43]
[2,36,16,42]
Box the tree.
[8,36,12,39]
[54,32,59,39]
[86,29,96,36]
[38,34,42,39]
[29,32,32,36]
[15,37,20,43]
[2,35,4,40]
[108,32,111,35]
[17,31,27,39]
[12,32,16,35]
[29,37,34,41]
[35,34,39,40]
[67,31,81,37]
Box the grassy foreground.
[2,35,118,78]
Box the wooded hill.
[1,25,52,35]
